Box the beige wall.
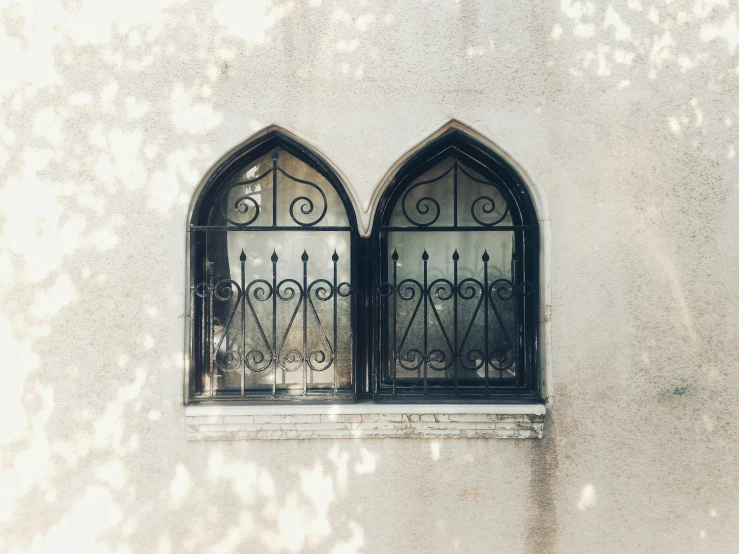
[1,1,739,552]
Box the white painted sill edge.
[186,403,546,441]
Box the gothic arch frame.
[184,126,361,403]
[364,120,552,405]
[367,126,541,401]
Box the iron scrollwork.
[216,150,330,228]
[379,249,535,395]
[194,249,352,397]
[399,159,511,228]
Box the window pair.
[187,130,540,404]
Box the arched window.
[187,128,541,406]
[187,132,358,401]
[372,131,539,401]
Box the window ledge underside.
[185,403,545,441]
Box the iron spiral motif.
[194,248,352,397]
[399,159,510,227]
[216,149,329,228]
[379,249,535,394]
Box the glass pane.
[385,231,516,384]
[388,157,512,228]
[209,148,350,228]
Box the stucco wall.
[1,1,738,552]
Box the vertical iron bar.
[272,250,278,396]
[332,250,339,397]
[302,250,309,395]
[453,249,459,397]
[272,150,278,228]
[422,250,429,395]
[483,250,490,397]
[208,265,215,398]
[392,249,398,396]
[200,246,207,398]
[453,159,458,228]
[188,239,196,401]
[514,231,522,394]
[240,250,246,397]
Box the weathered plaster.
[1,1,739,553]
[185,404,546,440]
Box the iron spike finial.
[332,250,339,262]
[391,249,399,261]
[482,250,489,262]
[301,250,309,262]
[452,249,459,261]
[239,249,247,262]
[422,250,429,261]
[271,250,278,263]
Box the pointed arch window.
[187,129,540,406]
[371,132,540,401]
[188,134,358,401]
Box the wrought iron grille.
[202,149,350,230]
[378,248,534,397]
[193,248,353,399]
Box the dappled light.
[0,0,738,552]
[576,484,596,511]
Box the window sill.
[185,403,545,440]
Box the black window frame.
[187,130,541,405]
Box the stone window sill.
[185,403,545,440]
